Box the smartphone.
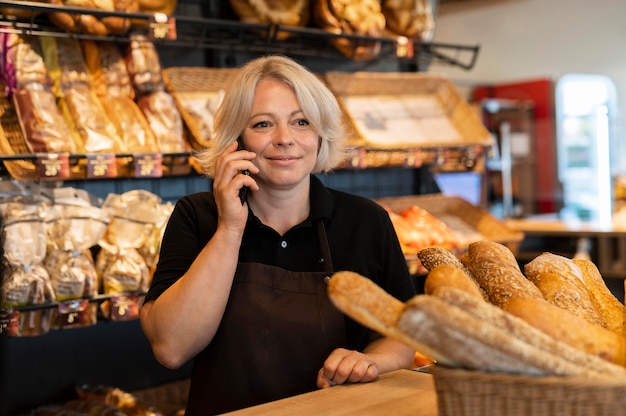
[237,137,249,205]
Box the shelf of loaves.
[0,0,480,70]
[0,152,195,181]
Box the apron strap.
[315,219,334,274]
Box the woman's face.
[241,78,319,192]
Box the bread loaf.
[503,297,626,366]
[381,0,435,40]
[524,252,603,326]
[327,271,436,358]
[423,264,484,301]
[461,240,543,308]
[432,286,626,378]
[573,258,625,334]
[312,0,385,60]
[398,294,613,377]
[418,246,488,301]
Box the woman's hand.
[317,348,379,389]
[316,337,415,389]
[212,141,258,231]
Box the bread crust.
[418,246,488,301]
[524,252,603,326]
[461,241,543,308]
[398,294,612,377]
[573,258,625,334]
[423,264,484,301]
[503,296,626,366]
[432,286,626,378]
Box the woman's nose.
[274,123,294,146]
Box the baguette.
[461,240,543,308]
[398,294,614,377]
[524,252,603,326]
[423,264,484,301]
[573,258,625,334]
[503,297,626,366]
[431,286,626,378]
[327,271,439,362]
[418,246,488,301]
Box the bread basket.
[430,365,626,416]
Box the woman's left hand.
[317,348,379,388]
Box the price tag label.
[87,154,117,178]
[134,153,163,178]
[110,294,140,321]
[57,299,95,329]
[149,13,177,40]
[0,309,19,336]
[37,153,70,180]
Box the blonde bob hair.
[193,55,349,178]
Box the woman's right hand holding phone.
[213,141,258,233]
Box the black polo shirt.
[146,175,416,349]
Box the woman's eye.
[295,119,310,127]
[252,121,270,128]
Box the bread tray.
[323,71,491,151]
[376,193,523,251]
[375,193,523,274]
[430,365,626,416]
[162,67,238,151]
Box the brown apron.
[185,220,346,415]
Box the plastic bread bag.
[97,190,162,294]
[0,198,55,336]
[44,196,110,300]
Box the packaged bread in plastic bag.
[97,190,164,295]
[0,196,55,336]
[0,32,77,154]
[44,188,110,301]
[39,36,126,154]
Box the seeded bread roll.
[503,296,626,366]
[573,258,625,334]
[461,240,543,309]
[418,246,488,301]
[524,252,603,326]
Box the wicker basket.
[324,72,491,167]
[430,365,626,416]
[162,67,239,151]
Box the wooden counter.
[220,369,438,416]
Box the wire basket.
[162,67,238,151]
[430,365,626,416]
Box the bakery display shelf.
[0,151,195,180]
[0,290,147,337]
[0,0,480,71]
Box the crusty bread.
[432,286,626,378]
[418,247,488,301]
[327,271,438,360]
[573,258,625,334]
[461,241,543,308]
[503,297,626,366]
[423,264,484,301]
[398,294,614,377]
[524,252,603,326]
[312,0,385,60]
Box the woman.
[140,55,417,415]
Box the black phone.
[237,137,249,204]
